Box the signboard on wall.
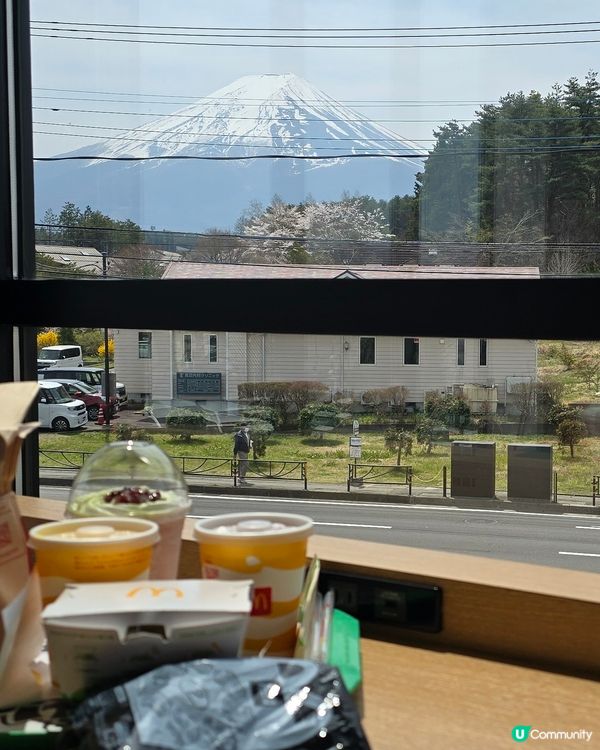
[176,372,221,396]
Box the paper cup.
[194,512,313,656]
[28,517,160,604]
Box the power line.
[30,31,600,49]
[29,24,600,39]
[30,19,600,32]
[31,94,491,109]
[33,143,600,162]
[30,86,500,105]
[33,120,600,144]
[32,105,600,125]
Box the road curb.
[40,473,600,514]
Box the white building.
[113,263,539,409]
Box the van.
[37,366,128,405]
[37,345,83,370]
[37,381,88,431]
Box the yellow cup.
[194,512,313,656]
[28,517,160,604]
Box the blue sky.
[30,0,600,155]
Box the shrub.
[113,423,150,442]
[425,392,470,431]
[298,402,341,433]
[246,419,274,459]
[238,381,329,426]
[557,343,576,371]
[97,338,115,357]
[362,385,408,420]
[415,416,442,454]
[37,329,58,350]
[77,328,104,357]
[556,417,587,457]
[384,428,413,465]
[242,405,282,430]
[535,378,565,423]
[165,408,207,442]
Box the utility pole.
[102,245,111,429]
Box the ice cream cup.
[66,489,190,579]
[194,512,313,657]
[28,517,160,604]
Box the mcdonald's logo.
[251,587,272,616]
[126,586,184,599]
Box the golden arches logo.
[126,586,184,599]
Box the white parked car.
[37,345,83,370]
[37,381,88,431]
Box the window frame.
[404,337,420,366]
[457,338,465,367]
[208,333,218,363]
[138,331,152,359]
[1,0,600,498]
[183,333,192,363]
[359,336,376,365]
[479,338,488,367]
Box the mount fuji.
[34,73,423,231]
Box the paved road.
[42,485,600,573]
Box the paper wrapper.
[0,382,46,707]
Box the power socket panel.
[318,571,442,633]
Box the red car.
[56,379,119,421]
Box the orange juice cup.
[28,517,160,604]
[194,512,313,656]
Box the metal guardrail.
[39,450,90,470]
[235,459,308,489]
[593,475,600,507]
[39,450,307,489]
[347,463,412,494]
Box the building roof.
[162,261,540,280]
[36,245,103,274]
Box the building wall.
[115,329,536,405]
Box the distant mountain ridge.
[35,73,422,231]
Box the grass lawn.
[39,428,599,496]
[538,340,600,403]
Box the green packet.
[327,608,362,696]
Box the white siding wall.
[151,331,173,400]
[116,330,536,405]
[264,334,342,396]
[113,329,152,397]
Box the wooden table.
[16,496,600,750]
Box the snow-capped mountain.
[35,73,422,230]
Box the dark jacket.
[234,430,251,455]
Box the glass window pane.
[404,338,420,365]
[480,338,488,367]
[183,334,192,363]
[457,339,465,366]
[138,331,152,359]
[359,337,375,365]
[209,334,218,363]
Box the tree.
[511,382,537,434]
[573,354,600,393]
[247,420,274,459]
[384,428,413,465]
[556,416,587,457]
[37,330,58,350]
[97,339,115,358]
[190,228,248,264]
[297,402,341,434]
[415,417,439,454]
[238,193,392,264]
[110,244,164,279]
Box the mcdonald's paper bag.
[0,381,44,708]
[42,579,253,695]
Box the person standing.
[234,422,252,485]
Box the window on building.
[479,339,488,366]
[359,337,375,365]
[404,338,420,365]
[183,334,192,363]
[138,332,152,359]
[209,334,218,363]
[457,339,465,366]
